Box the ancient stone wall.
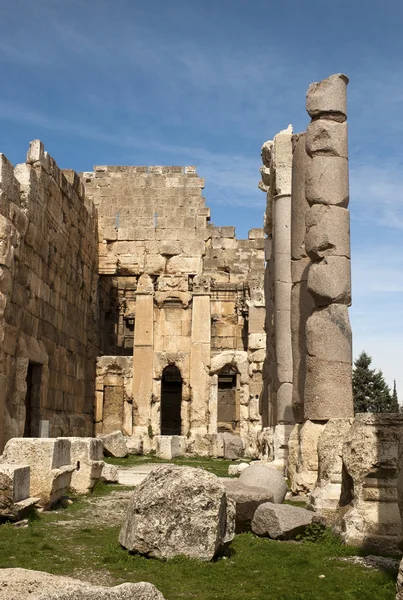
[0,141,99,451]
[83,166,265,455]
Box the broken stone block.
[0,464,38,521]
[0,438,75,509]
[222,479,273,531]
[119,465,235,560]
[307,256,351,306]
[289,420,326,495]
[238,463,287,504]
[306,73,348,121]
[305,205,350,260]
[66,437,104,494]
[305,156,349,207]
[309,418,353,518]
[0,568,166,600]
[305,120,348,158]
[100,462,119,483]
[222,433,244,460]
[125,436,142,455]
[97,430,128,458]
[337,413,403,553]
[228,462,250,476]
[252,503,315,539]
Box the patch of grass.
[103,454,250,477]
[0,502,397,600]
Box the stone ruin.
[0,143,265,459]
[1,72,403,596]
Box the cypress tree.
[353,351,396,413]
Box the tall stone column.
[304,73,353,421]
[290,133,313,423]
[132,274,154,434]
[190,276,211,436]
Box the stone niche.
[95,357,133,436]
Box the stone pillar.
[290,133,313,424]
[259,127,294,467]
[304,73,353,421]
[190,276,211,435]
[132,274,154,434]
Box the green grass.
[103,454,250,477]
[0,483,397,600]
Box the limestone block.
[67,437,104,494]
[97,431,128,458]
[239,463,287,504]
[305,156,349,207]
[307,256,351,306]
[305,121,348,158]
[0,438,75,508]
[222,433,244,460]
[304,356,353,421]
[306,73,348,120]
[0,215,18,268]
[228,462,250,476]
[273,423,294,467]
[309,418,353,516]
[101,462,119,483]
[286,423,302,489]
[222,479,273,532]
[126,436,142,455]
[119,465,235,560]
[306,305,352,363]
[248,333,266,351]
[305,205,350,260]
[0,464,38,520]
[252,503,315,539]
[156,436,174,460]
[0,568,166,600]
[167,256,201,274]
[337,414,403,553]
[261,140,273,167]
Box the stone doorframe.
[209,351,249,435]
[152,353,191,437]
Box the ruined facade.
[0,149,265,455]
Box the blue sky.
[1,0,402,396]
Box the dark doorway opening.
[161,366,182,435]
[24,362,42,437]
[217,365,238,433]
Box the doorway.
[161,366,182,435]
[24,362,42,437]
[217,365,238,433]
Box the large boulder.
[119,465,235,560]
[97,431,128,458]
[222,479,273,531]
[0,567,165,599]
[252,503,315,539]
[239,463,287,504]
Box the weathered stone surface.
[0,568,166,600]
[125,436,142,455]
[222,478,273,531]
[304,357,354,421]
[309,418,353,516]
[307,256,351,306]
[0,438,75,509]
[337,414,403,553]
[228,462,250,476]
[305,156,349,207]
[396,559,403,600]
[239,463,287,504]
[291,133,309,260]
[0,464,38,520]
[67,438,104,494]
[305,205,350,260]
[305,120,348,158]
[222,433,244,460]
[100,462,119,483]
[306,73,348,120]
[119,465,235,560]
[97,431,128,458]
[252,503,315,539]
[306,305,352,363]
[290,420,326,494]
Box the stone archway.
[161,365,182,435]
